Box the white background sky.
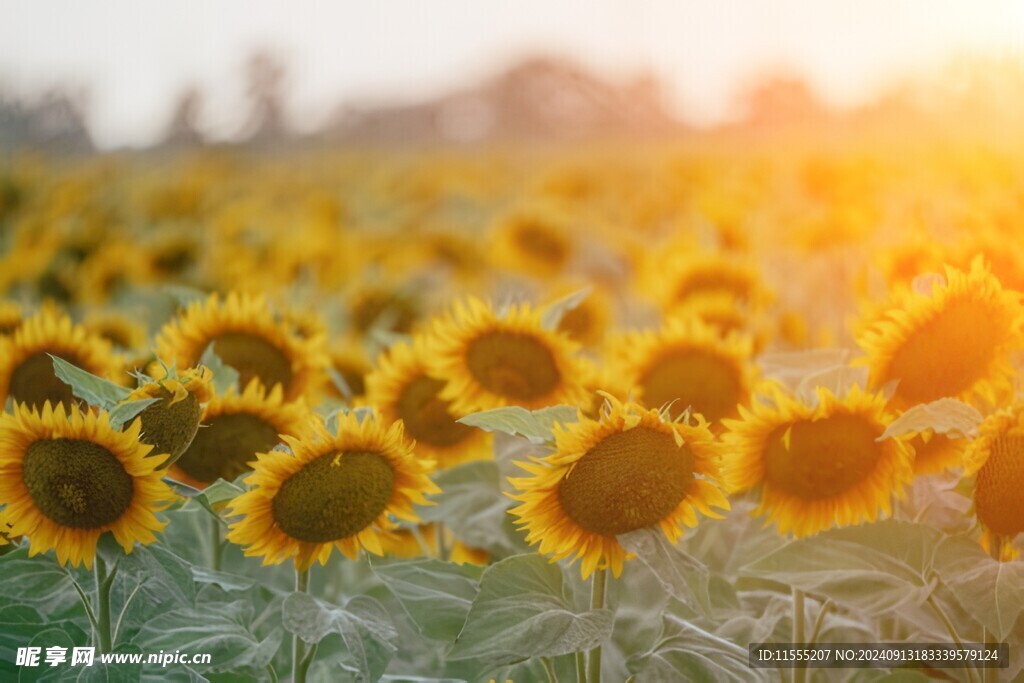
[1,0,1023,148]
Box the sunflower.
[425,297,588,415]
[964,405,1024,540]
[605,316,755,425]
[721,385,914,537]
[856,259,1023,410]
[508,393,728,578]
[155,292,328,402]
[644,250,770,314]
[169,379,311,489]
[128,365,214,468]
[225,411,439,570]
[83,310,148,352]
[545,284,613,348]
[908,430,968,476]
[326,336,371,401]
[0,309,122,410]
[0,402,173,568]
[367,337,490,469]
[490,205,574,278]
[347,283,422,335]
[0,300,23,336]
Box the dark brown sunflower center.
[175,413,281,484]
[763,414,881,500]
[9,352,86,409]
[137,387,203,467]
[465,331,560,401]
[513,222,569,266]
[96,325,134,350]
[975,433,1024,536]
[212,332,293,394]
[395,374,474,448]
[639,347,742,423]
[272,451,394,543]
[558,426,694,536]
[22,438,134,528]
[352,293,418,334]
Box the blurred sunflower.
[545,284,612,348]
[156,292,328,401]
[964,405,1024,542]
[490,205,574,278]
[0,301,23,336]
[0,402,173,568]
[128,364,214,468]
[83,310,148,352]
[367,337,490,469]
[508,393,728,578]
[645,250,769,314]
[426,297,588,415]
[225,411,439,570]
[170,379,310,489]
[856,259,1023,409]
[606,316,755,424]
[326,336,371,402]
[0,309,121,410]
[347,283,422,335]
[908,430,968,476]
[722,385,914,537]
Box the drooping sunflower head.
[367,336,490,469]
[425,297,588,415]
[856,259,1024,410]
[128,364,214,468]
[170,379,312,489]
[721,384,914,537]
[226,411,440,570]
[606,315,756,425]
[964,405,1024,539]
[490,205,574,278]
[0,402,173,568]
[508,393,729,578]
[0,309,121,410]
[155,291,329,402]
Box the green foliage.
[372,559,482,641]
[447,554,613,665]
[457,405,578,444]
[199,344,241,395]
[50,355,131,409]
[108,398,160,429]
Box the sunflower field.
[0,139,1023,682]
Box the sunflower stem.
[62,566,99,638]
[293,567,310,683]
[984,535,1004,683]
[95,556,117,655]
[210,514,222,572]
[792,587,806,683]
[586,567,607,683]
[436,522,449,562]
[540,655,559,683]
[575,651,586,683]
[926,593,977,683]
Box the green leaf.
[190,566,257,594]
[282,592,397,682]
[933,534,1024,640]
[163,477,202,498]
[50,355,131,409]
[108,398,160,430]
[372,559,482,641]
[199,345,240,395]
[457,405,578,444]
[629,614,761,682]
[417,461,523,557]
[18,627,81,682]
[540,287,591,330]
[878,398,983,441]
[618,528,712,616]
[106,544,197,646]
[194,478,246,517]
[447,554,613,665]
[741,520,942,617]
[133,601,282,674]
[0,549,83,619]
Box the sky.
[1,0,1023,148]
